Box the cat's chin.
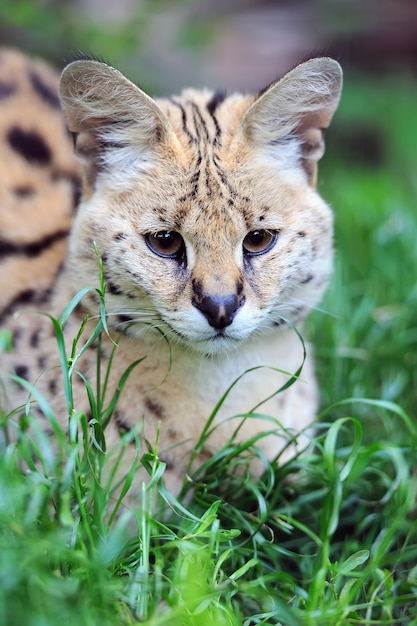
[188,337,242,357]
[183,331,249,357]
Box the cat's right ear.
[59,60,172,187]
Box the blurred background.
[0,0,416,423]
[0,0,416,91]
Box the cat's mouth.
[165,321,243,354]
[190,328,247,355]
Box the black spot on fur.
[159,455,175,471]
[207,89,227,116]
[13,185,35,197]
[48,379,57,395]
[301,274,314,284]
[206,90,226,142]
[29,70,61,109]
[0,81,16,99]
[297,231,306,238]
[12,328,22,347]
[106,278,124,296]
[0,288,40,322]
[30,329,40,348]
[0,229,68,259]
[114,410,132,435]
[144,397,166,419]
[8,127,51,165]
[117,314,132,325]
[15,364,29,380]
[11,289,36,304]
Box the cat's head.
[60,57,342,355]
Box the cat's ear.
[59,60,172,187]
[240,57,342,186]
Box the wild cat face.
[60,57,342,355]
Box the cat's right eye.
[145,231,185,259]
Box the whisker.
[88,310,157,323]
[281,298,339,319]
[112,318,161,332]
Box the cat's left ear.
[240,57,342,186]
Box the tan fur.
[0,50,342,500]
[0,50,81,311]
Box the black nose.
[194,294,242,329]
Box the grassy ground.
[1,74,417,625]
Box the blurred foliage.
[311,75,417,424]
[0,0,155,68]
[1,3,417,624]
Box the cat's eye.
[145,231,185,259]
[243,229,278,256]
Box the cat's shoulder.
[0,49,81,321]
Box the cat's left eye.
[243,229,278,256]
[145,231,185,259]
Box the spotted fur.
[0,49,342,499]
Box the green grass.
[315,73,417,423]
[1,74,417,625]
